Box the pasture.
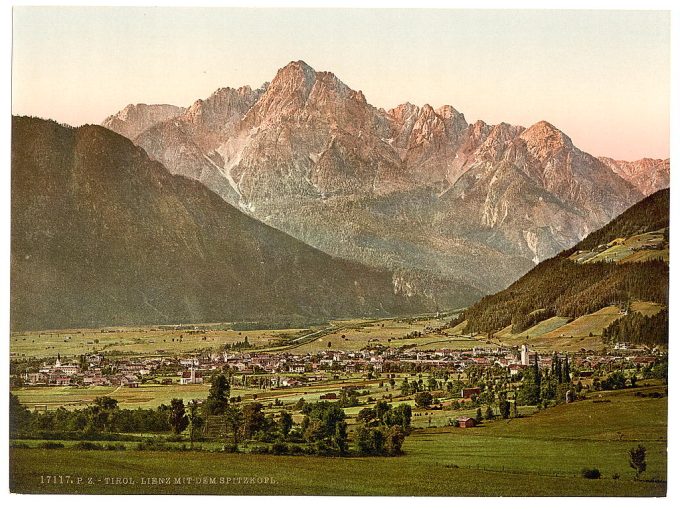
[493,300,665,352]
[10,385,667,496]
[10,314,466,361]
[9,325,312,359]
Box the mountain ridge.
[101,60,663,305]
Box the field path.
[106,385,122,396]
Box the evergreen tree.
[169,398,188,434]
[499,399,511,419]
[205,374,230,415]
[556,356,563,384]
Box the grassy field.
[10,314,474,360]
[568,229,668,265]
[12,384,217,410]
[493,307,618,352]
[10,386,667,496]
[9,325,312,359]
[12,374,407,411]
[17,302,652,363]
[492,301,665,352]
[283,315,475,354]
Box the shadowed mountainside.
[11,116,465,331]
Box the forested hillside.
[460,189,669,337]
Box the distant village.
[17,341,662,390]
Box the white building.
[520,344,530,366]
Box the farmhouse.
[630,356,657,367]
[58,364,80,376]
[24,372,48,385]
[288,364,306,374]
[120,375,140,388]
[47,371,73,385]
[508,364,524,376]
[180,368,204,385]
[461,387,481,399]
[457,417,476,428]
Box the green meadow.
[10,385,667,496]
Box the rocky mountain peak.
[242,60,319,124]
[117,103,139,121]
[101,103,185,140]
[436,104,466,122]
[476,122,525,162]
[181,85,261,126]
[271,60,317,94]
[409,104,446,146]
[351,89,367,104]
[598,156,670,195]
[520,120,573,160]
[387,103,420,125]
[100,61,663,312]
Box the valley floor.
[10,386,667,496]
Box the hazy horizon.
[12,7,670,160]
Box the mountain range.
[102,60,669,305]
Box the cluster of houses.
[23,353,148,388]
[19,342,660,389]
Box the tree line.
[201,374,412,456]
[602,309,668,346]
[461,258,667,335]
[10,373,415,458]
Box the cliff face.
[599,157,670,196]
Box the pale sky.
[12,7,670,160]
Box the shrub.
[74,441,103,450]
[135,438,166,451]
[384,426,406,456]
[271,441,289,455]
[40,442,65,449]
[581,468,601,479]
[289,445,304,455]
[629,444,647,480]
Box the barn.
[457,417,476,428]
[461,387,481,399]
